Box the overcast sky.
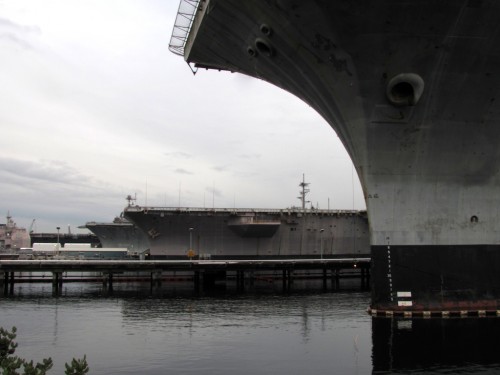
[0,0,365,234]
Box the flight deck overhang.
[177,0,500,245]
[172,0,500,312]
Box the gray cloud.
[0,157,92,187]
[0,17,41,49]
[175,168,193,175]
[212,165,229,172]
[205,186,223,198]
[0,17,41,33]
[238,153,262,160]
[164,151,192,159]
[0,1,365,233]
[0,32,34,49]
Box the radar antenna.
[297,174,310,210]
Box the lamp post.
[320,229,324,260]
[56,226,61,254]
[187,227,194,259]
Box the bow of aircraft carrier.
[169,0,500,314]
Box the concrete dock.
[0,258,370,292]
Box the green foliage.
[64,356,89,375]
[0,327,88,375]
[18,359,53,375]
[0,326,36,375]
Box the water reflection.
[1,282,372,375]
[8,282,500,374]
[372,317,500,374]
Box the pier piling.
[151,271,162,287]
[194,271,201,292]
[332,269,340,290]
[236,270,245,291]
[52,272,63,291]
[102,273,113,289]
[322,268,327,290]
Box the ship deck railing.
[125,205,366,216]
[169,0,201,56]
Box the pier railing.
[169,0,201,56]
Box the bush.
[0,327,88,375]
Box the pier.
[0,258,370,293]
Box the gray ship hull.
[124,206,369,259]
[83,219,150,255]
[171,0,500,312]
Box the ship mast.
[6,211,14,229]
[297,174,310,210]
[126,194,137,207]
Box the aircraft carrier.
[169,0,500,313]
[124,205,369,259]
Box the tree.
[64,356,89,375]
[0,327,88,375]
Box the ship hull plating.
[372,245,500,312]
[178,0,500,311]
[124,207,369,259]
[83,221,150,254]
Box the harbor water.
[2,280,500,374]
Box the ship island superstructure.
[170,0,500,313]
[0,213,30,251]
